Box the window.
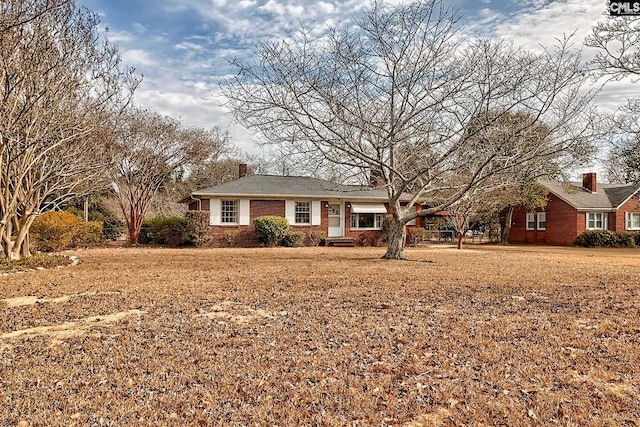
[626,212,640,230]
[537,212,546,230]
[526,212,535,230]
[586,212,605,230]
[350,213,383,229]
[295,202,310,224]
[221,200,238,223]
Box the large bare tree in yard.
[112,109,223,244]
[223,0,598,259]
[586,15,640,185]
[0,0,138,259]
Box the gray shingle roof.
[192,174,398,201]
[541,179,639,210]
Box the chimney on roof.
[582,172,597,193]
[239,163,248,178]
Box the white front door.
[328,203,343,237]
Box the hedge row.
[140,211,211,246]
[31,211,103,252]
[574,230,640,248]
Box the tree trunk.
[383,215,406,260]
[457,233,463,250]
[501,206,514,245]
[128,216,141,245]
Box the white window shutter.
[239,199,250,225]
[285,200,295,224]
[210,199,221,226]
[311,201,321,226]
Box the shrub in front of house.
[185,210,211,247]
[306,230,326,246]
[356,231,382,246]
[406,227,428,246]
[31,211,103,252]
[615,232,637,248]
[141,216,189,246]
[253,216,289,246]
[574,230,636,248]
[282,231,305,247]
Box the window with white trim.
[537,212,546,230]
[626,212,640,230]
[350,213,383,229]
[586,212,606,230]
[526,212,535,230]
[221,200,238,223]
[294,201,311,224]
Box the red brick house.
[181,167,421,245]
[508,173,640,245]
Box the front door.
[328,203,343,237]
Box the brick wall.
[202,199,330,246]
[614,194,640,231]
[509,194,578,245]
[188,199,210,211]
[249,200,285,220]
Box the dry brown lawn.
[1,245,639,426]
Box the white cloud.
[175,41,203,50]
[494,0,604,51]
[133,22,147,33]
[122,49,157,67]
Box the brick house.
[181,166,421,245]
[508,173,640,245]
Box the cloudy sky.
[77,0,634,163]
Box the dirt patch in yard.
[1,245,639,426]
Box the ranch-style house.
[181,165,421,246]
[508,173,640,245]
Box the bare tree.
[0,0,138,259]
[585,15,640,79]
[603,99,640,185]
[223,0,598,259]
[586,11,640,185]
[112,109,223,245]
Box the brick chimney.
[239,163,248,178]
[582,172,597,193]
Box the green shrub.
[185,210,211,247]
[306,230,326,246]
[282,231,305,247]
[253,216,289,246]
[574,230,636,248]
[31,211,103,252]
[616,232,637,248]
[102,216,126,241]
[142,216,189,246]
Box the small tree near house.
[111,109,224,244]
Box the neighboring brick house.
[180,166,421,245]
[508,173,640,245]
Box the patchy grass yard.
[1,245,639,426]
